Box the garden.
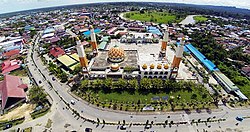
[124,10,185,24]
[72,78,217,112]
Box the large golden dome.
[108,45,125,63]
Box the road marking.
[181,114,195,132]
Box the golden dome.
[164,64,169,69]
[142,64,147,69]
[157,64,162,69]
[108,45,125,63]
[111,63,119,71]
[150,64,155,69]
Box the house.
[49,47,65,58]
[241,66,250,78]
[1,59,22,74]
[0,75,28,111]
[2,49,20,59]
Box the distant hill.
[0,2,250,19]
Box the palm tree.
[104,78,113,89]
[29,85,48,105]
[128,79,139,89]
[80,79,89,90]
[116,78,127,89]
[140,78,152,89]
[151,78,163,89]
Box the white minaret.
[90,25,98,53]
[76,37,88,68]
[171,37,185,68]
[160,27,169,57]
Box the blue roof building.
[185,44,219,72]
[146,26,162,36]
[83,29,101,36]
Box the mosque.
[76,26,186,80]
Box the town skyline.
[0,0,250,14]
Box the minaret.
[90,25,98,54]
[76,37,88,68]
[160,27,169,57]
[171,37,185,68]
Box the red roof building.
[1,59,22,74]
[49,47,65,58]
[0,75,28,110]
[2,49,20,59]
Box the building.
[2,49,20,59]
[120,32,157,43]
[0,75,28,112]
[49,47,65,58]
[1,59,22,74]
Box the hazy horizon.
[0,0,250,14]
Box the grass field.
[9,69,27,77]
[194,16,208,22]
[90,89,213,104]
[124,11,184,23]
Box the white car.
[70,100,75,105]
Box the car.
[120,125,127,130]
[71,100,76,105]
[3,124,12,130]
[52,77,55,81]
[85,128,92,132]
[236,116,244,121]
[38,80,42,84]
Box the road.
[9,32,250,132]
[179,15,197,25]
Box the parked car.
[120,125,127,130]
[85,128,92,132]
[70,100,76,105]
[236,116,244,121]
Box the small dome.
[111,64,119,71]
[108,45,125,63]
[142,64,147,69]
[164,64,169,69]
[157,64,162,69]
[150,64,155,69]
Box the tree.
[92,79,103,89]
[128,79,139,89]
[72,64,82,75]
[151,78,163,89]
[80,79,89,90]
[116,78,127,89]
[140,78,152,89]
[29,85,48,105]
[104,78,113,89]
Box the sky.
[0,0,249,14]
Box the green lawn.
[9,69,27,77]
[239,84,250,98]
[194,16,208,22]
[89,89,213,105]
[124,11,184,23]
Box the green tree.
[92,79,103,89]
[151,78,163,89]
[140,78,152,89]
[80,79,89,90]
[72,64,82,75]
[128,79,139,89]
[104,78,113,89]
[116,78,127,89]
[29,86,48,104]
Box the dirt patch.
[0,103,35,121]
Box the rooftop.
[92,50,138,68]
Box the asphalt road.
[9,31,250,132]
